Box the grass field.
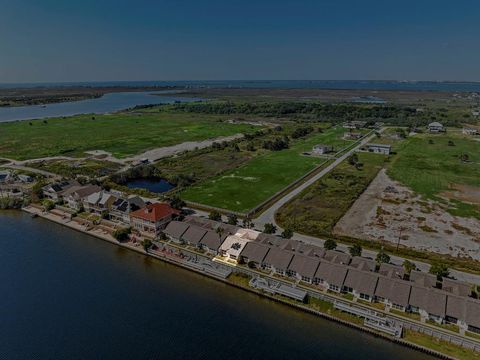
[28,159,123,178]
[181,126,353,212]
[387,131,480,218]
[0,112,259,160]
[276,152,386,235]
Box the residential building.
[109,196,145,224]
[262,247,294,275]
[312,144,332,155]
[427,122,445,133]
[313,261,348,292]
[350,257,376,272]
[378,263,405,279]
[374,276,412,311]
[287,255,320,283]
[462,127,479,136]
[343,268,379,302]
[63,185,101,210]
[409,286,447,323]
[83,191,117,216]
[324,250,351,265]
[219,228,259,261]
[442,278,472,297]
[343,132,363,140]
[410,270,437,288]
[239,242,270,268]
[42,181,78,202]
[365,143,391,155]
[129,203,179,239]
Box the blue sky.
[1,0,479,83]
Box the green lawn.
[276,152,386,235]
[0,112,259,160]
[387,131,480,218]
[181,126,352,212]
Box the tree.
[227,213,238,226]
[324,239,337,250]
[263,223,277,234]
[209,211,222,222]
[142,239,153,252]
[429,263,450,280]
[215,226,225,240]
[376,248,390,264]
[113,227,131,242]
[281,228,294,239]
[243,216,254,229]
[402,260,416,275]
[169,196,186,210]
[349,244,362,257]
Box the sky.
[1,0,479,83]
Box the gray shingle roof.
[410,270,437,288]
[181,226,207,245]
[314,261,348,287]
[199,230,227,251]
[350,257,376,272]
[324,250,351,265]
[344,268,379,296]
[409,286,447,317]
[263,247,294,271]
[240,242,270,264]
[164,221,190,239]
[465,299,480,328]
[375,276,412,307]
[378,263,405,279]
[442,278,471,297]
[288,255,320,279]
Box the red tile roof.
[130,203,179,222]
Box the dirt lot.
[334,169,480,260]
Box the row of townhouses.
[164,217,480,334]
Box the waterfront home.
[286,255,320,283]
[130,203,180,239]
[42,180,78,202]
[63,185,101,210]
[409,286,447,323]
[219,228,259,261]
[164,220,190,242]
[410,270,437,288]
[181,226,208,247]
[350,257,376,272]
[462,127,479,136]
[313,261,348,292]
[312,144,332,155]
[343,268,379,302]
[442,278,472,297]
[378,263,405,279]
[445,295,480,334]
[365,143,391,155]
[239,242,270,268]
[262,247,294,275]
[374,276,412,311]
[199,229,229,254]
[427,121,445,133]
[324,250,351,265]
[109,196,145,224]
[83,191,117,216]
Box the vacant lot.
[276,152,386,236]
[0,112,258,160]
[181,126,355,212]
[28,159,123,178]
[387,131,480,218]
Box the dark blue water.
[2,79,480,92]
[0,90,198,123]
[126,178,175,193]
[0,211,433,360]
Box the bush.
[263,223,277,234]
[113,227,131,242]
[324,239,337,250]
[209,211,222,221]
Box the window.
[468,325,480,334]
[302,276,311,282]
[329,284,339,292]
[359,293,370,301]
[392,303,404,311]
[343,286,353,293]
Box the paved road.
[254,130,381,229]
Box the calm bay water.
[0,211,433,360]
[0,90,198,123]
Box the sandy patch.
[333,169,480,260]
[441,183,480,205]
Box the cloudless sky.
[1,0,479,83]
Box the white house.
[428,122,445,133]
[312,144,332,155]
[365,143,391,155]
[219,228,260,261]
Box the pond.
[125,178,176,193]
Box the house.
[0,170,12,184]
[343,121,367,129]
[17,174,33,183]
[83,191,117,216]
[410,270,437,288]
[287,255,320,283]
[219,228,259,261]
[343,268,379,302]
[365,143,391,155]
[42,181,78,202]
[63,185,101,210]
[181,226,207,247]
[313,261,348,292]
[164,220,190,242]
[350,257,376,272]
[442,278,471,297]
[199,229,228,254]
[409,286,447,323]
[427,122,445,133]
[129,203,180,239]
[378,263,405,280]
[343,132,363,140]
[312,144,332,155]
[374,276,412,311]
[239,242,270,268]
[109,196,145,224]
[262,247,294,275]
[324,250,351,265]
[462,127,479,136]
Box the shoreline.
[19,206,468,360]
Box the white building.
[428,122,445,133]
[312,144,332,155]
[365,143,391,155]
[219,228,260,261]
